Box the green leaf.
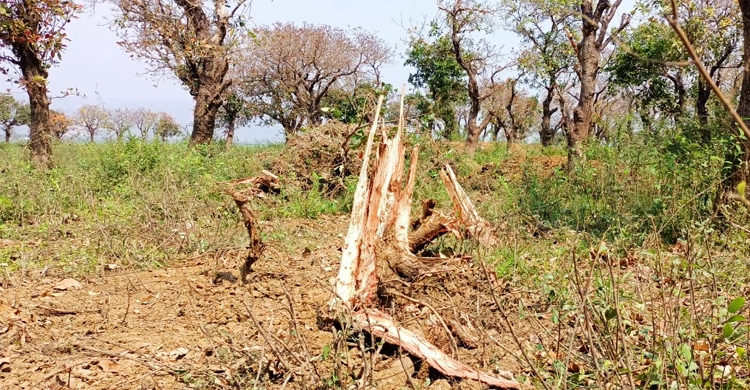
[321,345,331,360]
[727,315,746,324]
[728,297,745,314]
[604,308,617,321]
[738,181,747,198]
[723,323,734,339]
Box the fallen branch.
[353,308,519,389]
[440,164,498,246]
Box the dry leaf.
[693,339,710,353]
[53,278,82,291]
[98,359,120,372]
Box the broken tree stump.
[326,93,519,389]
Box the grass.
[2,132,750,388]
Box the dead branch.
[440,164,498,246]
[225,171,280,284]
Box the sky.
[1,0,633,143]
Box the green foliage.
[405,29,468,139]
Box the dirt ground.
[0,215,526,389]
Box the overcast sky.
[1,0,633,143]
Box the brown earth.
[0,215,529,390]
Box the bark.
[728,0,750,191]
[24,64,52,167]
[568,0,628,169]
[173,0,231,145]
[540,84,558,147]
[4,126,10,143]
[225,119,235,150]
[190,87,225,144]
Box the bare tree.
[131,108,159,140]
[568,0,630,167]
[75,104,110,142]
[233,23,391,139]
[485,78,540,147]
[438,0,510,150]
[105,108,134,141]
[109,0,249,144]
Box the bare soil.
[0,215,527,389]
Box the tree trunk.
[89,130,95,143]
[23,64,52,168]
[4,126,10,143]
[728,0,750,192]
[540,84,558,147]
[190,87,223,144]
[696,79,711,144]
[225,119,235,150]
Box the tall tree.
[405,31,467,140]
[233,23,391,139]
[109,0,249,144]
[0,0,80,166]
[75,104,109,142]
[731,0,750,192]
[438,0,509,150]
[0,94,30,143]
[568,0,630,166]
[504,0,577,146]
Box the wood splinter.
[328,93,519,389]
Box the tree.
[568,0,630,166]
[105,107,134,141]
[109,0,249,144]
[729,0,750,192]
[608,19,687,129]
[74,104,109,142]
[233,23,391,139]
[0,0,81,166]
[49,109,72,139]
[0,94,30,143]
[405,31,467,139]
[438,0,509,150]
[504,0,577,146]
[154,112,180,141]
[217,92,247,149]
[131,107,158,140]
[485,78,540,147]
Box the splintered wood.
[329,94,519,389]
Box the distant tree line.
[1,0,750,197]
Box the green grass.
[2,132,750,388]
